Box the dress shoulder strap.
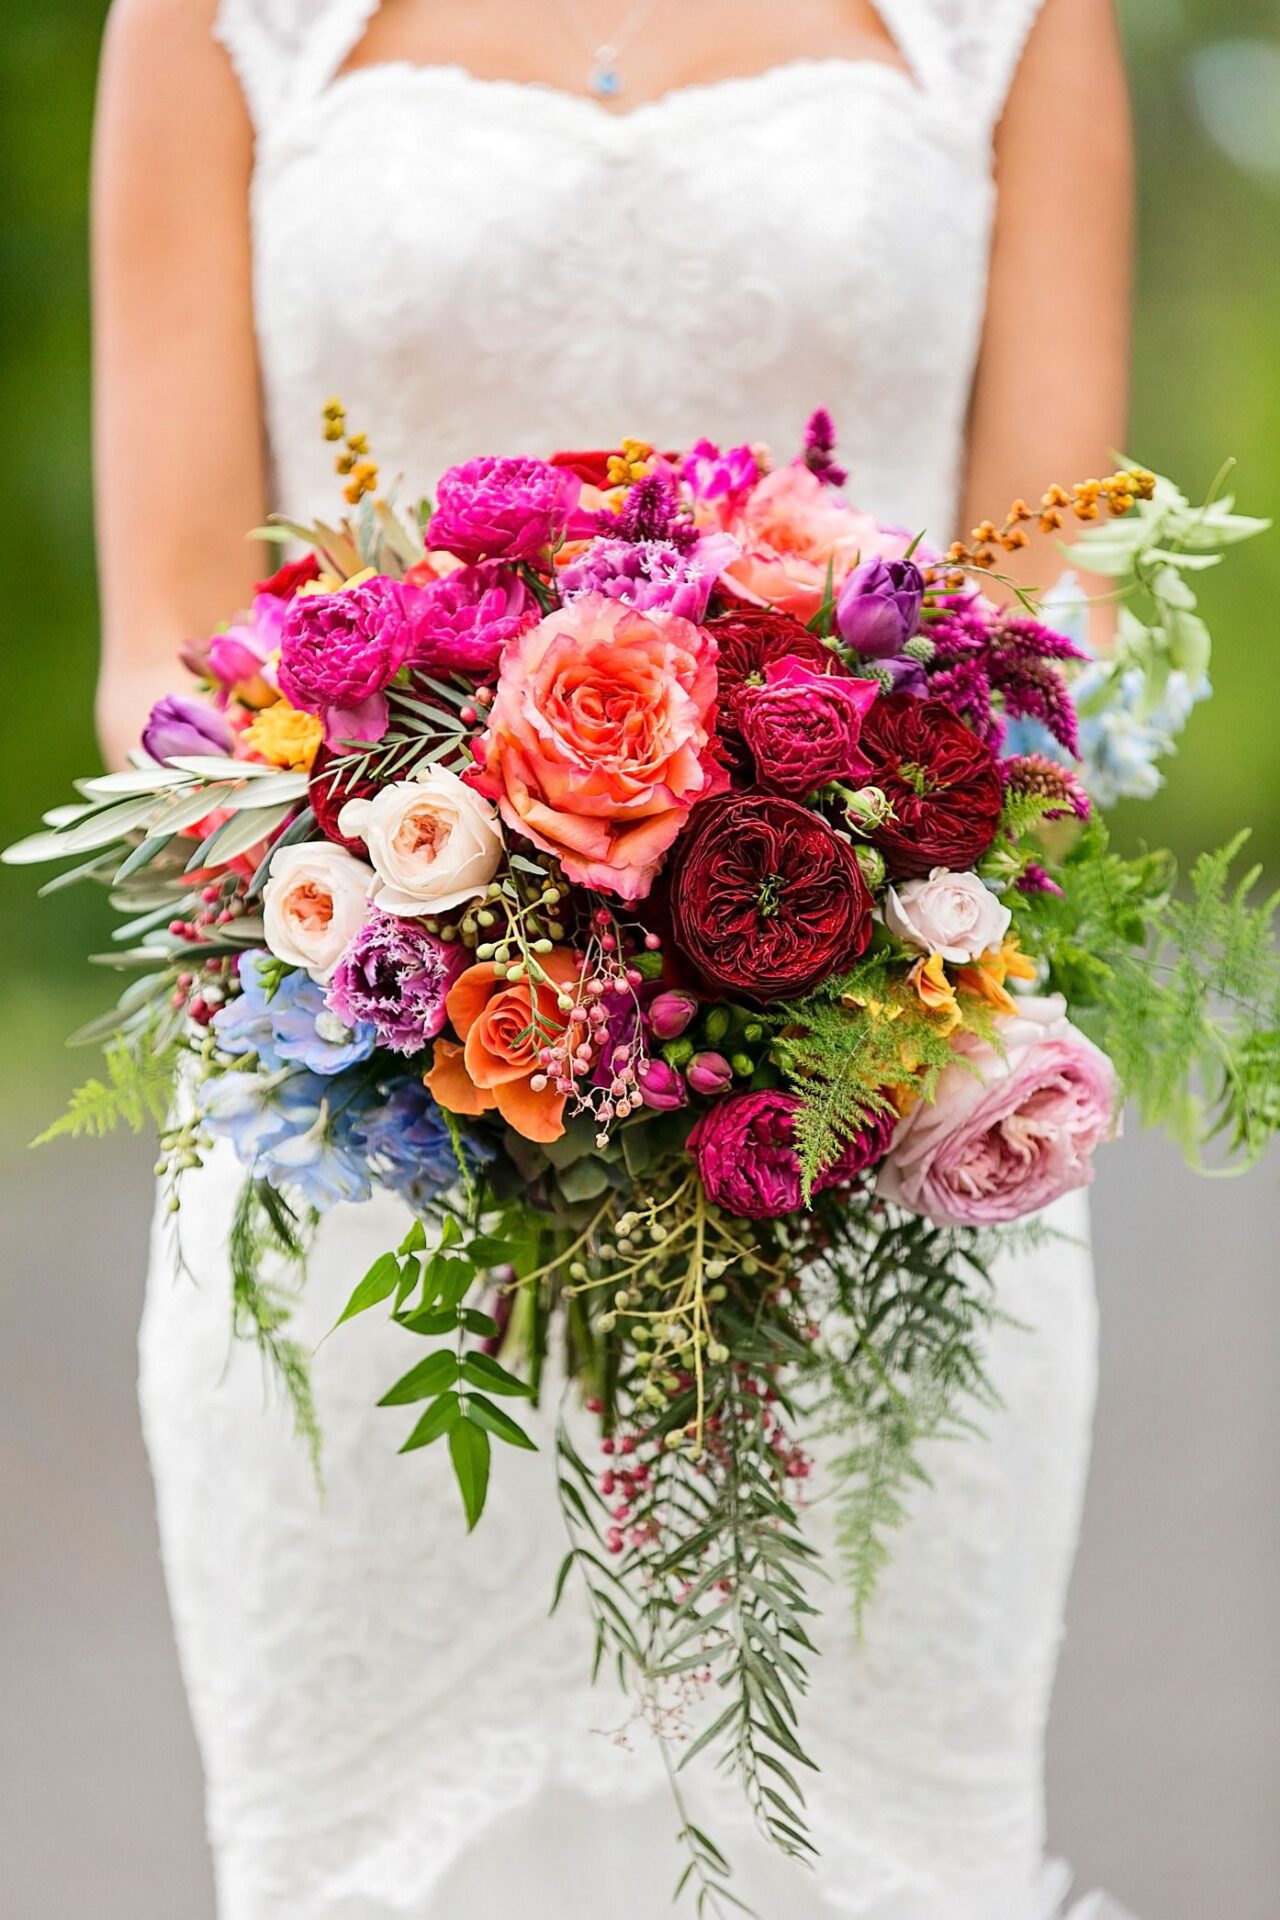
[214,0,383,131]
[876,0,1049,133]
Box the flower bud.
[637,1059,688,1111]
[687,1051,733,1097]
[702,1006,732,1045]
[835,557,924,658]
[647,989,698,1040]
[662,1036,695,1070]
[855,843,887,891]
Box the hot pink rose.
[720,465,907,620]
[471,593,723,901]
[877,995,1118,1227]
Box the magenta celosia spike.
[801,407,848,488]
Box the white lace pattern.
[139,4,1128,1914]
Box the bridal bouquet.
[9,407,1276,1898]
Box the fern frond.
[229,1177,323,1479]
[33,1033,178,1145]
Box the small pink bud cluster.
[169,883,245,1024]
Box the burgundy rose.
[738,656,879,796]
[308,745,382,858]
[689,1091,894,1220]
[709,606,851,781]
[427,456,582,565]
[404,565,537,678]
[667,794,873,1005]
[255,553,322,600]
[859,695,1004,878]
[278,576,415,745]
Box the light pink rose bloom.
[262,843,373,984]
[877,995,1118,1227]
[884,868,1012,964]
[719,465,908,621]
[471,593,724,902]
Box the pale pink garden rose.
[877,995,1118,1227]
[471,593,723,902]
[884,868,1012,964]
[262,843,373,983]
[338,766,504,918]
[719,465,908,621]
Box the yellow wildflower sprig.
[938,465,1157,586]
[322,396,380,505]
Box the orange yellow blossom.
[240,699,324,772]
[956,938,1039,1016]
[424,949,580,1145]
[906,952,962,1035]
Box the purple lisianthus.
[689,1090,893,1219]
[278,577,415,746]
[404,565,536,677]
[836,558,925,659]
[142,694,233,764]
[214,954,376,1075]
[558,531,738,623]
[326,910,464,1056]
[427,456,583,565]
[679,438,759,505]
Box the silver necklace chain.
[557,0,661,98]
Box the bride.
[94,1,1135,1915]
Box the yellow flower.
[241,699,323,773]
[907,952,962,1034]
[956,937,1038,1016]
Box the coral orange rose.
[471,593,723,902]
[425,949,579,1143]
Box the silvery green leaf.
[114,832,177,882]
[224,772,308,810]
[195,804,293,868]
[1166,608,1212,681]
[3,828,84,866]
[42,802,98,827]
[37,851,120,895]
[164,754,280,780]
[76,767,189,799]
[1146,547,1223,572]
[247,806,315,895]
[53,793,191,856]
[1151,565,1197,609]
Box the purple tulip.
[638,1059,687,1111]
[142,694,234,765]
[836,558,925,659]
[647,990,699,1041]
[687,1051,734,1098]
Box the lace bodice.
[214,0,1048,544]
[137,4,1117,1916]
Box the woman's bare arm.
[93,0,266,765]
[961,0,1133,602]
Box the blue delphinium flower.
[213,954,376,1076]
[199,1066,373,1210]
[351,1077,484,1213]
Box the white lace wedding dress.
[138,4,1134,1916]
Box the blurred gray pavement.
[1,1126,1277,1920]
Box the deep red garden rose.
[307,746,383,858]
[859,694,1004,878]
[738,657,879,796]
[708,607,851,781]
[667,793,873,1004]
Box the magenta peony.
[404,565,537,677]
[427,456,583,565]
[690,1090,894,1219]
[877,995,1118,1226]
[278,577,415,746]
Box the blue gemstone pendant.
[589,46,621,97]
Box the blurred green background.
[1,0,1278,1121]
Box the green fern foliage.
[774,952,963,1196]
[1014,824,1280,1166]
[229,1177,323,1478]
[32,1033,178,1145]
